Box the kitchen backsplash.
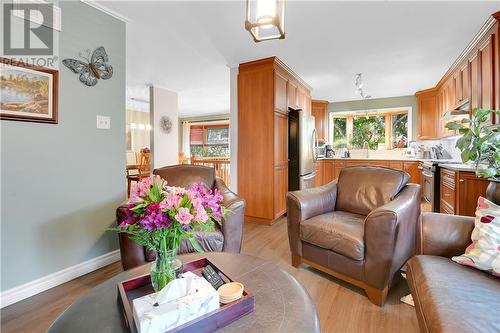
[346,149,407,159]
[415,137,461,161]
[331,136,462,160]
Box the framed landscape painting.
[0,58,58,124]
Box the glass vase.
[150,248,183,292]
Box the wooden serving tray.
[117,257,255,333]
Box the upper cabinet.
[311,100,329,143]
[416,11,500,139]
[416,88,438,139]
[479,35,494,110]
[287,80,298,109]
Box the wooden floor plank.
[0,218,418,333]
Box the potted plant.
[112,175,228,291]
[445,108,500,203]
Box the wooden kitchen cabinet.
[457,171,490,216]
[288,81,298,109]
[273,165,288,218]
[457,64,469,104]
[238,57,312,225]
[333,160,345,179]
[297,86,311,114]
[470,52,480,111]
[275,72,288,114]
[440,168,490,216]
[315,160,324,187]
[313,159,422,188]
[389,161,404,170]
[415,12,500,137]
[416,88,438,139]
[323,160,335,183]
[440,169,456,214]
[479,35,494,110]
[403,161,422,185]
[311,100,329,143]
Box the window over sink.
[329,108,411,150]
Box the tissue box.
[118,257,254,333]
[132,272,220,333]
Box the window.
[330,109,410,150]
[351,116,385,150]
[190,124,229,157]
[332,117,347,148]
[392,113,408,148]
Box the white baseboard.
[0,249,121,308]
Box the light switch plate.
[96,115,111,129]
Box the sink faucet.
[363,141,369,158]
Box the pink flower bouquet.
[114,175,228,290]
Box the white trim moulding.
[0,250,121,308]
[80,0,131,23]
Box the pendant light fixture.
[245,0,285,42]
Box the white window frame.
[328,106,413,149]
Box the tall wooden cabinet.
[416,11,500,139]
[238,57,312,225]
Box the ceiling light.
[146,124,152,131]
[354,73,371,99]
[245,0,285,42]
[138,124,146,130]
[130,122,137,129]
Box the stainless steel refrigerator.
[289,108,317,191]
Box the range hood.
[446,99,470,116]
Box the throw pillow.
[452,196,500,276]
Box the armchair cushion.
[300,211,366,261]
[336,166,409,216]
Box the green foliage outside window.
[392,113,408,148]
[350,116,385,150]
[191,145,229,157]
[332,118,348,148]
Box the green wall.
[328,95,418,139]
[1,2,126,291]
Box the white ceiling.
[98,1,500,116]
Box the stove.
[419,160,460,212]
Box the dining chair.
[126,152,151,197]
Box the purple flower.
[120,204,139,227]
[175,207,194,225]
[140,207,172,231]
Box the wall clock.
[159,116,172,133]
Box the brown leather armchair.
[407,213,499,333]
[117,165,245,270]
[287,166,421,306]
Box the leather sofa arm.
[364,184,421,289]
[286,180,338,257]
[116,204,147,270]
[215,178,245,253]
[417,212,474,258]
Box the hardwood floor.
[1,219,419,333]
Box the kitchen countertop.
[438,163,477,171]
[317,157,452,162]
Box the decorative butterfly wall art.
[62,47,113,87]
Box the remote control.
[202,265,224,290]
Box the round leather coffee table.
[47,252,320,333]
